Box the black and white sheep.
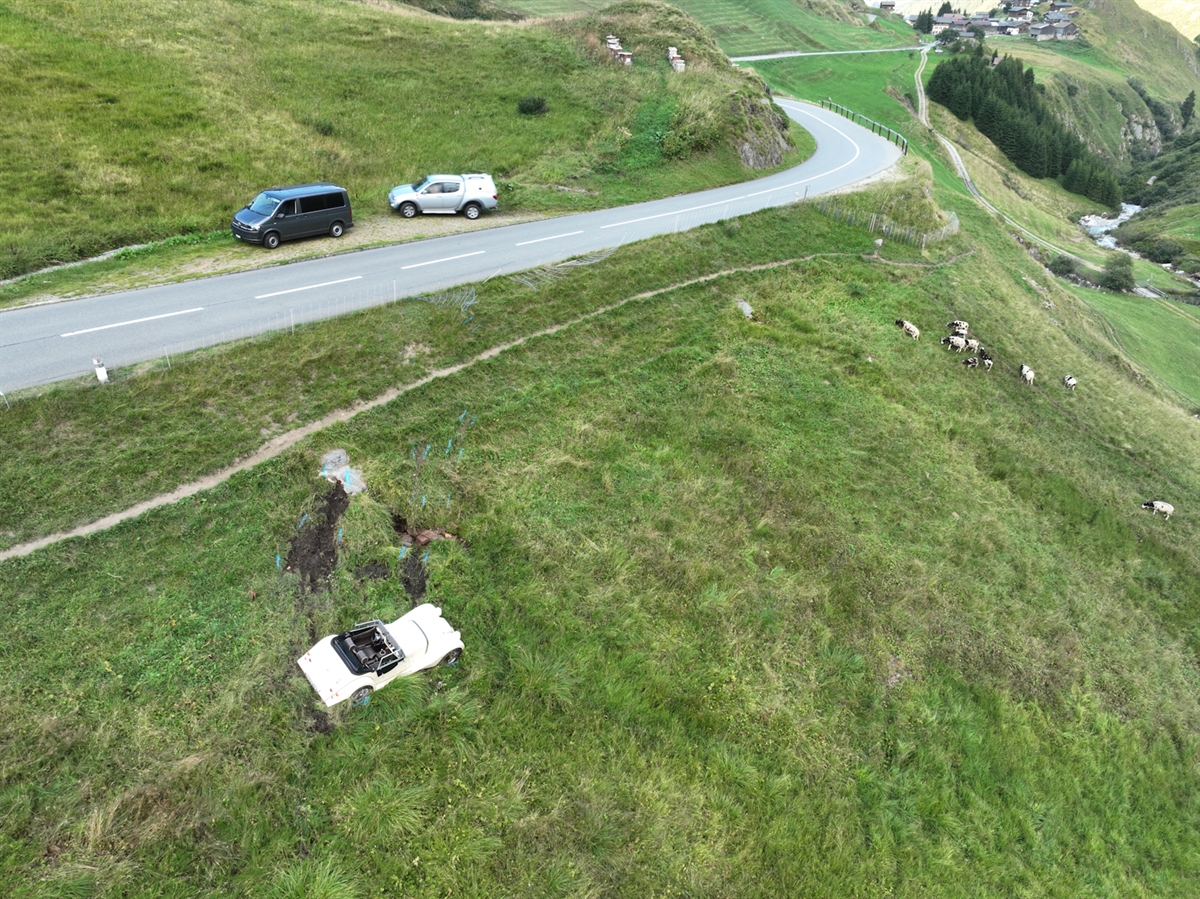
[1019,364,1035,385]
[1142,500,1174,520]
[965,338,980,353]
[941,335,968,352]
[1063,375,1077,390]
[946,320,968,332]
[894,319,920,340]
[962,356,979,369]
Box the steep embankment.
[0,0,792,281]
[4,179,1200,895]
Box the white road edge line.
[401,250,485,270]
[516,230,584,246]
[599,104,868,230]
[61,307,205,338]
[255,276,363,299]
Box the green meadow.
[5,185,1200,895]
[6,3,1200,897]
[0,0,797,281]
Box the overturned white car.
[298,603,463,707]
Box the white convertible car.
[298,604,463,706]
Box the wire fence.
[807,195,959,249]
[819,99,909,155]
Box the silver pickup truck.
[388,173,499,220]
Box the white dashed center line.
[61,307,205,338]
[516,231,584,246]
[255,276,363,299]
[401,250,486,270]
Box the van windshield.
[248,193,280,216]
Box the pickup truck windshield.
[248,193,279,216]
[411,176,431,190]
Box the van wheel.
[263,231,281,250]
[463,203,481,221]
[399,202,418,219]
[329,221,345,238]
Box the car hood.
[232,207,269,228]
[388,184,416,201]
[297,636,359,707]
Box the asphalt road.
[0,100,902,393]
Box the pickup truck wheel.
[440,648,462,666]
[350,686,373,705]
[263,231,281,250]
[399,202,418,219]
[329,221,345,238]
[463,203,481,221]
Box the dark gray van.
[232,183,353,249]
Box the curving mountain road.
[0,101,902,394]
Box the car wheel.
[463,203,481,221]
[263,231,281,250]
[329,221,344,238]
[350,686,373,705]
[440,648,462,666]
[399,202,418,219]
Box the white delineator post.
[93,357,109,384]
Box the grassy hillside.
[1136,0,1200,48]
[5,182,1200,896]
[501,0,919,56]
[0,0,795,280]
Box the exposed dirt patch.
[355,562,391,581]
[402,552,429,606]
[309,710,335,735]
[286,483,351,592]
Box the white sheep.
[1142,500,1174,520]
[1020,364,1034,385]
[965,338,980,353]
[941,335,968,352]
[1063,375,1077,390]
[983,358,993,371]
[894,319,920,340]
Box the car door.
[274,199,301,239]
[415,181,442,211]
[436,180,463,212]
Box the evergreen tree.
[938,1,953,14]
[915,9,934,33]
[1183,91,1196,129]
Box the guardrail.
[819,99,909,155]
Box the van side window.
[300,192,346,213]
[278,199,297,216]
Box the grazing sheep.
[965,338,980,353]
[963,356,979,369]
[1020,364,1035,385]
[894,319,920,340]
[952,328,969,339]
[1142,500,1174,520]
[1063,375,1077,390]
[983,357,993,371]
[946,320,968,332]
[941,335,968,352]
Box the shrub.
[1048,254,1077,277]
[517,96,548,116]
[1147,241,1184,264]
[1099,254,1135,292]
